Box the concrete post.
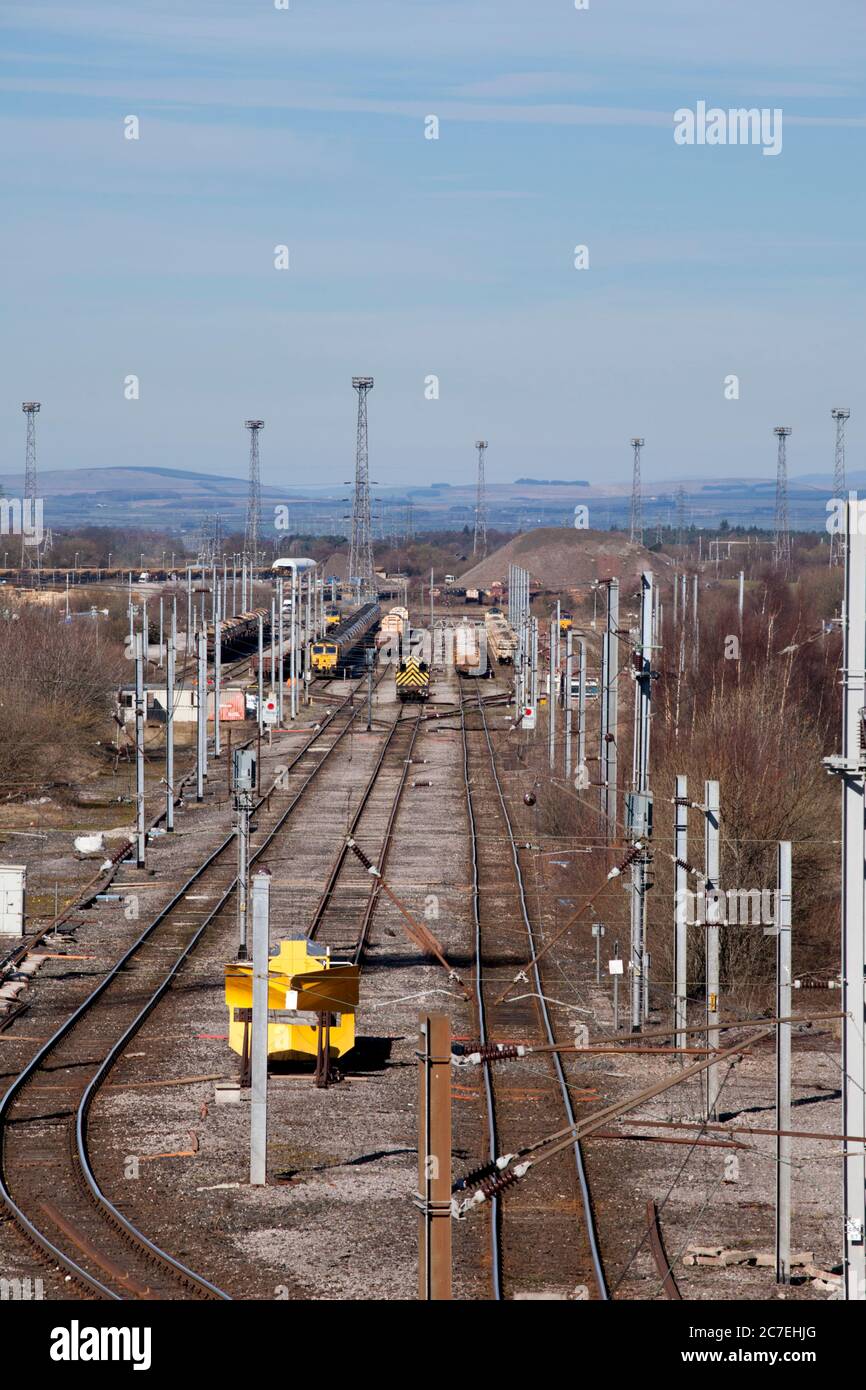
[249,870,271,1186]
[674,774,688,1051]
[604,580,619,833]
[775,840,792,1284]
[214,614,222,758]
[277,577,285,725]
[196,627,207,801]
[270,596,276,691]
[839,496,866,1298]
[564,630,573,778]
[166,602,175,832]
[257,613,264,736]
[577,638,586,774]
[548,610,557,767]
[704,779,721,1118]
[290,568,298,719]
[134,632,146,868]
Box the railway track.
[307,706,422,962]
[0,676,387,1300]
[460,682,607,1301]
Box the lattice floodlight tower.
[773,426,792,569]
[244,420,264,572]
[21,402,41,573]
[629,438,645,545]
[473,440,488,557]
[830,409,850,566]
[675,484,687,546]
[349,377,375,599]
[198,513,224,567]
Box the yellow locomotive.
[395,655,430,701]
[324,604,341,629]
[311,602,380,673]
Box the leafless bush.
[517,558,841,1018]
[0,603,125,790]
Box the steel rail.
[646,1200,682,1300]
[348,713,421,964]
[0,676,382,1299]
[306,707,421,962]
[467,683,609,1300]
[459,704,504,1301]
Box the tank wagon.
[206,608,272,661]
[485,610,518,665]
[310,602,380,674]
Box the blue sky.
[1,0,864,490]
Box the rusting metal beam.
[646,1200,682,1300]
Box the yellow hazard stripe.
[396,667,429,685]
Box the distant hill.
[0,463,836,533]
[0,466,317,529]
[0,465,288,499]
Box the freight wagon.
[310,603,380,674]
[206,608,272,661]
[485,610,518,665]
[454,620,490,677]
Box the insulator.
[348,840,373,871]
[475,1043,522,1063]
[453,1160,499,1192]
[478,1168,521,1199]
